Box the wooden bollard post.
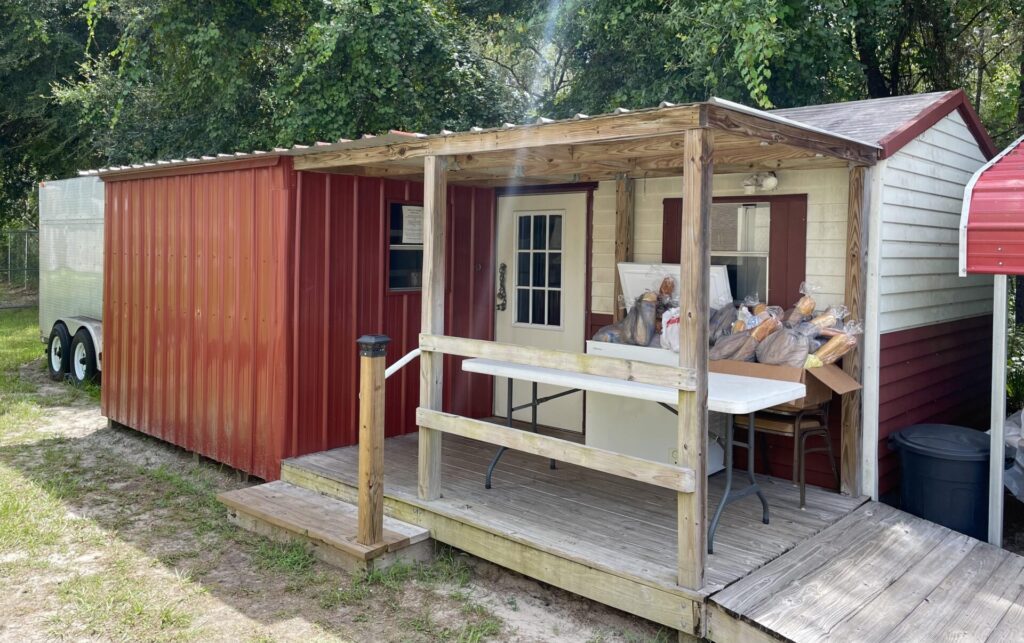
[356,334,390,546]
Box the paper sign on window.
[402,205,424,244]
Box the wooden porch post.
[356,334,390,545]
[677,128,711,590]
[613,175,635,322]
[841,165,867,496]
[419,155,448,500]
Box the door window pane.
[532,252,546,287]
[533,216,547,249]
[518,217,531,250]
[547,291,561,326]
[516,288,530,324]
[517,252,530,286]
[548,216,562,249]
[548,254,561,288]
[531,289,546,324]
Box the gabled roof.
[774,89,996,159]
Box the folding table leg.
[530,382,556,469]
[708,411,771,554]
[485,378,515,489]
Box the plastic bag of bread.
[623,291,659,346]
[710,331,758,361]
[794,281,821,316]
[750,315,782,341]
[756,323,816,367]
[593,324,627,343]
[709,304,738,345]
[817,305,850,337]
[806,321,863,367]
[783,306,807,328]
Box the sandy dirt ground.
[0,359,669,643]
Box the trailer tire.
[69,328,99,385]
[47,324,71,381]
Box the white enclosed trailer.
[38,176,104,384]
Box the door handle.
[496,262,507,311]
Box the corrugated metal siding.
[104,162,493,480]
[875,315,992,494]
[102,158,295,479]
[965,138,1024,274]
[879,111,992,332]
[292,172,496,454]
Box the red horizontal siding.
[876,315,992,495]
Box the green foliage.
[7,0,1024,229]
[267,0,516,143]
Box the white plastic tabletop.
[462,358,805,415]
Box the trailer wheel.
[47,324,71,381]
[69,328,99,385]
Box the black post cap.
[357,334,391,357]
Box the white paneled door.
[494,192,586,432]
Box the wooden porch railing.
[374,131,712,591]
[414,334,705,587]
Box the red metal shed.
[958,134,1024,544]
[961,135,1024,275]
[101,155,494,480]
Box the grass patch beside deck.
[0,306,515,642]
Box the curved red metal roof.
[961,135,1024,275]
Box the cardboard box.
[709,360,861,410]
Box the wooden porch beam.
[677,128,711,592]
[841,165,867,496]
[418,155,447,501]
[293,106,704,170]
[613,176,635,322]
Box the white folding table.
[462,357,806,553]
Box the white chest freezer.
[584,340,727,473]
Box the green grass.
[253,540,317,575]
[0,307,508,642]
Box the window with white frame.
[515,211,563,326]
[710,202,770,301]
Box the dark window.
[388,203,424,290]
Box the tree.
[0,0,118,228]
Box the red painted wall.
[291,172,496,467]
[103,159,495,480]
[102,158,296,479]
[876,315,992,495]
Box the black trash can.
[889,424,1015,540]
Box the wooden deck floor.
[708,501,1024,642]
[282,432,866,632]
[280,433,1024,640]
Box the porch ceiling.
[292,102,878,185]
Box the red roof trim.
[878,89,997,160]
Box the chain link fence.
[0,229,39,296]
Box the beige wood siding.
[878,111,992,332]
[590,169,851,314]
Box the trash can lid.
[890,424,991,461]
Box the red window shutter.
[661,195,807,307]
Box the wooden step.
[218,481,432,573]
